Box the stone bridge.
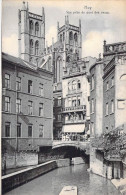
[52,140,90,154]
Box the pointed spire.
[42,7,45,21]
[27,2,29,11]
[52,37,54,51]
[22,1,27,11]
[79,19,81,33]
[57,21,59,29]
[67,15,69,24]
[65,16,67,24]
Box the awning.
[62,124,85,133]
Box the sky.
[2,0,126,58]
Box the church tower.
[18,2,45,65]
[57,16,82,63]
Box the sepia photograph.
[1,0,126,194]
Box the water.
[5,164,121,195]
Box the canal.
[4,163,121,195]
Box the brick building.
[2,52,53,168]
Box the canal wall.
[90,148,123,179]
[56,158,70,167]
[2,151,38,170]
[2,160,57,194]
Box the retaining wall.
[2,160,57,194]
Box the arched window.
[35,41,39,55]
[69,31,73,45]
[66,56,71,62]
[29,20,34,34]
[30,39,34,54]
[48,57,51,71]
[60,34,62,42]
[77,80,81,89]
[74,33,78,42]
[35,22,39,36]
[69,31,73,40]
[72,80,76,90]
[63,32,65,41]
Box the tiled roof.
[2,52,37,70]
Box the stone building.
[61,57,96,140]
[18,2,45,64]
[90,41,126,180]
[2,52,53,169]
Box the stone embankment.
[111,178,126,195]
[2,158,71,194]
[2,160,57,194]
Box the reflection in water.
[5,164,121,195]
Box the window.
[91,99,94,113]
[111,77,114,87]
[69,31,73,40]
[77,80,81,89]
[39,125,44,137]
[39,83,44,96]
[74,33,78,42]
[106,81,109,91]
[77,96,81,106]
[16,77,21,91]
[17,123,21,137]
[29,20,33,34]
[72,97,76,107]
[35,41,39,55]
[16,99,21,113]
[57,114,61,121]
[91,122,94,135]
[28,125,32,137]
[63,32,65,41]
[30,39,34,54]
[39,103,43,116]
[57,97,61,106]
[5,96,10,112]
[106,103,108,115]
[68,82,72,91]
[28,80,32,94]
[35,22,39,36]
[5,74,10,88]
[111,100,114,113]
[28,101,33,115]
[91,75,94,90]
[78,113,82,120]
[5,122,10,137]
[60,34,62,42]
[117,100,125,109]
[72,80,76,90]
[68,98,71,107]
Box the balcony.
[104,41,126,55]
[62,105,86,113]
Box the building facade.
[103,41,126,132]
[61,57,96,140]
[89,56,104,137]
[2,52,53,168]
[90,41,126,180]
